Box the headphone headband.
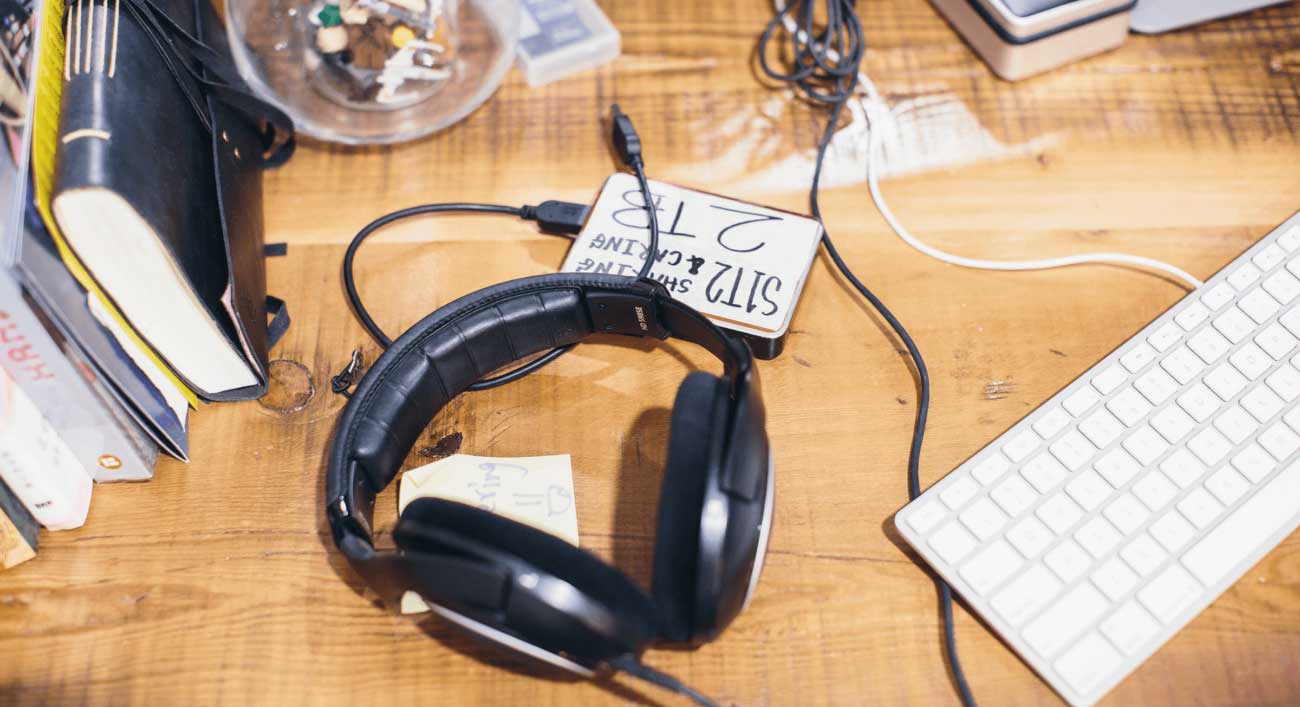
[326,273,754,560]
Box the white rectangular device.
[897,212,1300,706]
[1131,0,1292,33]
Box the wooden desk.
[5,2,1300,705]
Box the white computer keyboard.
[897,212,1300,707]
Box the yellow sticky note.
[397,454,579,614]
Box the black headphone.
[326,273,774,686]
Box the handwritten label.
[397,454,579,614]
[562,173,822,339]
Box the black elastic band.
[265,295,290,350]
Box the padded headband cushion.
[397,497,661,641]
[330,274,641,508]
[652,371,726,643]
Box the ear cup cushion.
[396,497,659,639]
[651,371,724,643]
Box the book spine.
[0,366,92,530]
[0,271,157,482]
[0,478,38,569]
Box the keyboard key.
[1023,582,1109,658]
[960,497,1008,540]
[1213,307,1256,344]
[1259,422,1300,460]
[1063,386,1102,416]
[1256,322,1298,359]
[1285,405,1300,434]
[1044,540,1093,583]
[1279,226,1300,251]
[1161,346,1206,385]
[1240,386,1285,423]
[1204,364,1248,401]
[1266,364,1300,401]
[1228,264,1262,290]
[992,565,1062,627]
[1134,368,1179,406]
[1131,471,1178,512]
[1160,448,1208,488]
[1076,517,1123,557]
[1103,494,1150,535]
[1231,443,1276,483]
[960,540,1023,596]
[1188,427,1232,466]
[1229,343,1272,381]
[1079,408,1125,448]
[1176,487,1224,529]
[1101,601,1160,655]
[1137,564,1201,624]
[1200,283,1237,312]
[1175,302,1211,331]
[1149,510,1196,552]
[1120,533,1167,577]
[1093,364,1129,394]
[1122,426,1170,466]
[991,475,1038,516]
[1120,345,1157,375]
[1093,449,1141,489]
[1150,406,1196,445]
[1213,405,1259,445]
[1032,406,1072,439]
[1187,328,1231,364]
[1006,516,1054,557]
[1148,323,1183,352]
[941,476,981,510]
[1054,632,1123,696]
[1280,306,1300,337]
[907,501,947,534]
[1205,467,1251,506]
[1108,387,1153,426]
[1253,244,1287,272]
[972,454,1011,485]
[1263,271,1300,305]
[929,522,979,564]
[1238,288,1280,324]
[1003,429,1041,463]
[1022,454,1069,493]
[1091,556,1139,601]
[1037,493,1085,534]
[1049,430,1096,472]
[1183,458,1300,586]
[1177,383,1221,423]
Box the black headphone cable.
[758,2,977,706]
[608,654,721,707]
[335,106,660,396]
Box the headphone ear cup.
[652,371,726,644]
[395,497,660,658]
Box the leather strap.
[101,0,297,165]
[326,274,753,557]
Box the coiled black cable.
[758,3,977,706]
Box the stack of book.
[0,0,290,570]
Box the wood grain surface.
[5,1,1300,705]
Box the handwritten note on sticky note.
[397,454,580,615]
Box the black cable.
[340,202,575,392]
[758,4,976,706]
[337,101,660,395]
[608,655,720,707]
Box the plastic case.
[929,0,1136,81]
[516,0,619,86]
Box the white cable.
[774,0,1202,290]
[860,96,1203,290]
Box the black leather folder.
[51,0,291,401]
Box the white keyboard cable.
[855,75,1204,290]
